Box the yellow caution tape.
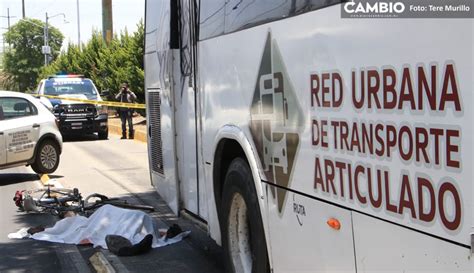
[39,94,146,109]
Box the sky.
[0,0,145,52]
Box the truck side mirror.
[100,90,110,97]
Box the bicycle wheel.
[83,193,112,211]
[34,188,81,211]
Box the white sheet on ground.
[8,227,30,239]
[30,204,190,249]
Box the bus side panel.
[265,4,472,249]
[352,212,471,272]
[175,80,200,215]
[198,32,272,245]
[144,0,179,214]
[267,184,356,273]
[196,2,472,271]
[173,52,206,218]
[471,20,474,253]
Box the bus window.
[224,0,291,33]
[199,0,226,40]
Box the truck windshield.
[44,79,98,96]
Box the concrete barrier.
[108,123,147,143]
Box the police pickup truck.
[36,75,108,139]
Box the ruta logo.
[249,32,305,214]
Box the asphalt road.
[53,134,153,206]
[0,134,223,273]
[0,167,70,273]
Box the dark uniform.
[115,84,137,139]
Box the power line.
[29,0,59,18]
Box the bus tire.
[221,158,269,273]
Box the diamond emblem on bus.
[249,32,305,214]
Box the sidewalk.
[108,113,147,142]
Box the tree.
[2,19,64,91]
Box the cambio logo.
[344,1,406,14]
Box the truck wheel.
[221,158,269,273]
[98,129,109,140]
[31,139,60,174]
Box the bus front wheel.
[221,158,269,273]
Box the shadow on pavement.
[11,213,56,232]
[2,180,67,273]
[62,134,106,143]
[48,175,65,180]
[0,240,62,273]
[0,173,39,186]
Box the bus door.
[144,0,179,214]
[172,0,207,218]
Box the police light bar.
[48,74,85,79]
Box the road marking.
[39,174,64,188]
[40,174,50,185]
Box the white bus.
[144,1,473,272]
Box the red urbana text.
[310,63,461,112]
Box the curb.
[108,123,147,143]
[89,252,116,273]
[100,250,130,273]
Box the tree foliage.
[0,71,17,91]
[40,20,145,103]
[2,19,64,91]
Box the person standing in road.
[115,82,137,139]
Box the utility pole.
[1,8,16,51]
[102,0,113,45]
[77,0,81,50]
[23,13,65,66]
[7,8,11,50]
[22,0,25,18]
[7,8,11,30]
[44,12,49,65]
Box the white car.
[0,91,63,174]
